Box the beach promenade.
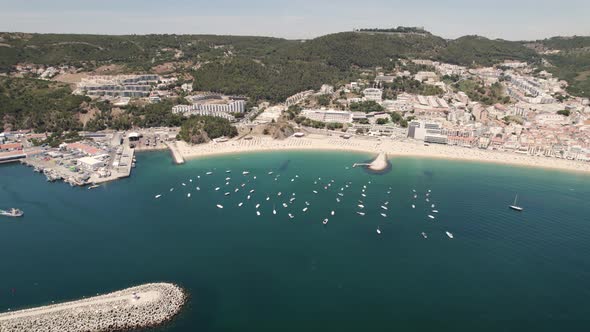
[175,134,590,174]
[0,283,185,332]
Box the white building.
[77,156,105,171]
[363,88,383,102]
[301,109,353,123]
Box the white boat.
[196,187,200,191]
[509,194,524,211]
[266,197,270,201]
[225,182,229,185]
[278,192,282,196]
[302,207,308,212]
[313,190,318,194]
[380,205,388,210]
[235,188,239,193]
[226,170,231,173]
[413,195,417,199]
[273,208,277,215]
[268,171,273,175]
[384,201,389,205]
[358,204,365,209]
[376,227,381,235]
[282,203,288,208]
[206,172,213,175]
[242,171,250,175]
[224,192,230,196]
[380,213,387,217]
[305,201,310,206]
[338,193,344,197]
[432,210,439,213]
[291,179,294,182]
[155,194,162,199]
[225,177,231,181]
[216,204,224,209]
[428,189,432,193]
[0,208,23,217]
[249,189,255,193]
[331,210,335,216]
[256,211,261,216]
[322,218,328,225]
[387,191,391,194]
[412,204,415,209]
[247,195,251,200]
[289,198,296,202]
[446,231,454,239]
[431,204,435,208]
[238,202,243,207]
[187,193,191,198]
[182,183,186,186]
[189,179,193,182]
[428,215,435,219]
[288,213,294,219]
[253,176,257,179]
[421,232,427,239]
[256,203,261,209]
[170,188,174,192]
[215,187,220,191]
[88,184,100,190]
[336,198,340,203]
[425,198,430,202]
[356,212,365,216]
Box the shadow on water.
[278,160,291,172]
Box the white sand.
[174,134,590,174]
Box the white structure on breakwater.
[0,283,185,332]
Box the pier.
[0,283,185,332]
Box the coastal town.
[1,56,589,185]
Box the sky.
[0,0,588,40]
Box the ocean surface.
[1,151,590,332]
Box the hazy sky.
[0,0,588,40]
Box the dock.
[0,283,185,332]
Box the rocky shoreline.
[0,283,186,332]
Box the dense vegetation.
[357,27,430,34]
[454,80,510,105]
[349,101,385,113]
[178,115,238,144]
[382,77,444,98]
[437,36,539,67]
[0,77,89,132]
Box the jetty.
[353,152,388,171]
[165,142,185,164]
[0,283,185,332]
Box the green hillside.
[437,36,539,67]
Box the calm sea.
[1,151,590,331]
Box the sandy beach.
[175,134,590,174]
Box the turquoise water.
[1,151,590,331]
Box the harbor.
[0,283,186,332]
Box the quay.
[0,283,186,332]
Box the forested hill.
[1,30,589,102]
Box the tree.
[557,109,570,116]
[376,118,389,125]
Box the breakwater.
[0,283,185,332]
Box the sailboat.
[509,194,523,211]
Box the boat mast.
[513,194,518,206]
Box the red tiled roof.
[0,143,23,150]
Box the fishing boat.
[278,192,282,196]
[249,189,255,193]
[376,227,381,235]
[234,188,239,193]
[87,184,100,190]
[206,171,213,175]
[196,187,200,191]
[361,193,366,197]
[225,177,231,181]
[336,198,341,203]
[380,205,388,210]
[247,195,251,200]
[256,203,261,209]
[256,211,261,216]
[242,171,250,175]
[266,197,270,201]
[215,187,220,191]
[273,206,277,215]
[1,208,24,217]
[428,215,435,219]
[331,210,335,216]
[356,212,365,216]
[224,192,230,196]
[182,183,186,186]
[432,210,439,213]
[187,193,191,198]
[170,188,174,192]
[226,170,231,173]
[305,201,310,206]
[313,190,318,194]
[155,194,162,199]
[358,204,365,209]
[446,231,454,239]
[322,218,328,225]
[288,213,294,219]
[509,194,523,211]
[282,203,288,208]
[421,232,427,239]
[238,202,243,207]
[216,204,224,209]
[302,207,308,212]
[380,213,387,217]
[412,204,415,209]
